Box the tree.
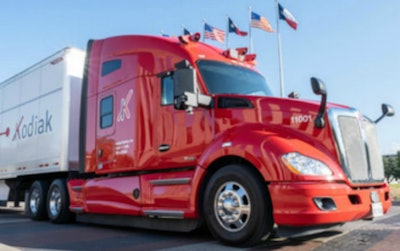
[383,151,400,182]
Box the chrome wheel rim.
[49,187,61,217]
[214,181,251,232]
[29,188,40,214]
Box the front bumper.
[269,181,391,226]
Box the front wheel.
[47,179,73,223]
[203,164,273,246]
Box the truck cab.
[67,33,393,246]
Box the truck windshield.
[197,60,273,96]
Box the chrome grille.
[337,116,369,180]
[364,119,385,180]
[329,108,384,183]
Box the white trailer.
[0,48,85,213]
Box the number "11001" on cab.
[291,114,313,124]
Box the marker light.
[178,32,201,44]
[222,47,256,62]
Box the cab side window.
[100,96,114,128]
[102,60,122,77]
[161,75,174,105]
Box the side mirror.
[173,60,211,113]
[382,103,395,117]
[311,77,327,96]
[173,68,196,98]
[173,61,197,112]
[374,103,395,123]
[311,77,327,128]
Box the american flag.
[204,23,225,44]
[251,12,274,32]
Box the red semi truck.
[0,33,394,246]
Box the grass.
[390,183,400,201]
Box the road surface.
[0,202,399,251]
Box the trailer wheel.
[203,164,273,246]
[27,180,49,220]
[47,179,73,223]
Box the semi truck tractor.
[0,33,394,246]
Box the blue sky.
[0,0,399,154]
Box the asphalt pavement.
[0,201,399,251]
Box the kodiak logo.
[12,110,53,141]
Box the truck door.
[139,73,212,212]
[155,74,213,168]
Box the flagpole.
[202,19,206,42]
[226,16,229,49]
[248,6,253,53]
[275,0,285,97]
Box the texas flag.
[278,3,298,30]
[228,18,248,36]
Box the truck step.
[143,210,184,219]
[71,185,83,192]
[70,206,84,213]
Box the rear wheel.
[47,179,73,223]
[203,164,273,246]
[27,180,49,220]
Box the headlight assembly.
[281,152,332,176]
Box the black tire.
[203,164,273,246]
[47,179,74,223]
[27,180,49,220]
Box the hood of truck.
[214,94,347,138]
[212,94,384,185]
[213,94,344,162]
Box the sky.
[0,0,399,154]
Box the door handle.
[158,144,170,152]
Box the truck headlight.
[281,152,332,176]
